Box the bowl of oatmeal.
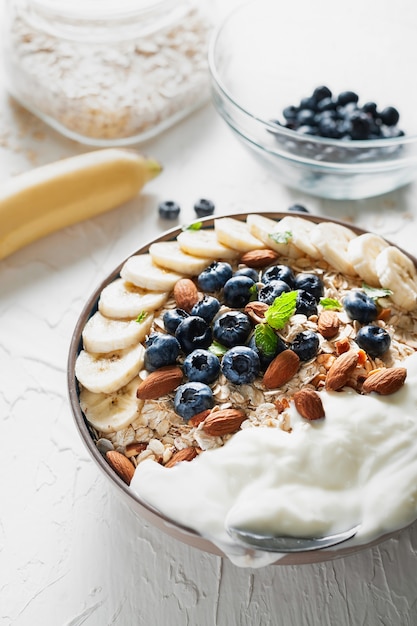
[68,211,417,567]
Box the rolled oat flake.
[3,0,212,145]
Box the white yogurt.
[131,353,417,567]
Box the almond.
[189,409,211,427]
[317,310,340,339]
[136,365,183,400]
[240,248,279,268]
[293,388,325,420]
[244,301,269,323]
[203,408,246,436]
[165,447,198,468]
[263,349,300,389]
[173,278,199,312]
[106,450,135,485]
[325,350,359,391]
[362,367,407,395]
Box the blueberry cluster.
[343,291,391,357]
[276,85,403,141]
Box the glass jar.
[2,0,212,145]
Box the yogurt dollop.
[131,353,417,567]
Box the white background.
[1,1,417,625]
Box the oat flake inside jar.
[3,0,212,145]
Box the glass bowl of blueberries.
[208,0,417,199]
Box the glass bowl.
[67,212,417,567]
[208,0,417,199]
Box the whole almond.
[325,350,359,391]
[362,367,407,395]
[173,278,199,312]
[137,365,183,400]
[263,349,300,389]
[240,248,279,268]
[189,409,211,427]
[317,310,340,339]
[165,447,198,468]
[203,408,246,436]
[293,388,325,420]
[244,301,269,323]
[106,450,135,485]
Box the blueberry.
[288,203,309,214]
[234,267,259,282]
[291,330,320,361]
[183,349,220,384]
[163,308,189,334]
[213,311,252,348]
[299,96,317,110]
[258,280,290,305]
[263,264,295,288]
[191,295,220,323]
[158,200,180,220]
[144,332,180,371]
[379,106,400,126]
[197,262,233,292]
[221,346,260,384]
[316,97,336,113]
[283,105,299,122]
[312,85,332,102]
[248,333,287,370]
[297,108,316,126]
[343,291,378,324]
[348,111,372,139]
[355,325,391,358]
[175,316,213,354]
[296,289,318,317]
[361,101,378,117]
[174,382,214,421]
[337,91,359,107]
[194,198,215,217]
[298,125,318,135]
[294,273,323,301]
[223,275,256,308]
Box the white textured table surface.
[2,3,417,625]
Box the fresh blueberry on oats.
[213,311,252,348]
[234,267,259,282]
[293,273,324,301]
[291,330,320,362]
[197,262,233,292]
[175,316,213,354]
[223,275,256,308]
[221,346,260,385]
[174,382,214,420]
[191,295,220,323]
[296,289,318,317]
[183,349,220,384]
[355,325,391,358]
[158,200,181,220]
[163,308,189,334]
[194,198,215,217]
[144,332,180,371]
[258,280,290,305]
[343,291,378,324]
[262,264,295,288]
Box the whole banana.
[0,148,162,260]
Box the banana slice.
[177,229,239,260]
[149,241,212,275]
[79,378,144,433]
[120,254,184,291]
[98,278,168,320]
[347,233,389,286]
[310,222,357,275]
[75,343,145,394]
[375,246,417,311]
[247,214,311,259]
[214,217,265,252]
[82,310,154,353]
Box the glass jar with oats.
[2,0,212,145]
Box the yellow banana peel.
[0,148,162,260]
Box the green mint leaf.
[135,311,148,323]
[319,297,342,310]
[208,341,228,357]
[182,221,203,231]
[362,283,393,300]
[268,230,292,245]
[264,290,298,329]
[254,323,278,357]
[249,283,258,301]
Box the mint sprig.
[208,341,227,357]
[135,311,148,323]
[319,297,342,310]
[254,323,279,357]
[268,230,292,245]
[362,283,393,300]
[182,221,203,231]
[264,290,298,329]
